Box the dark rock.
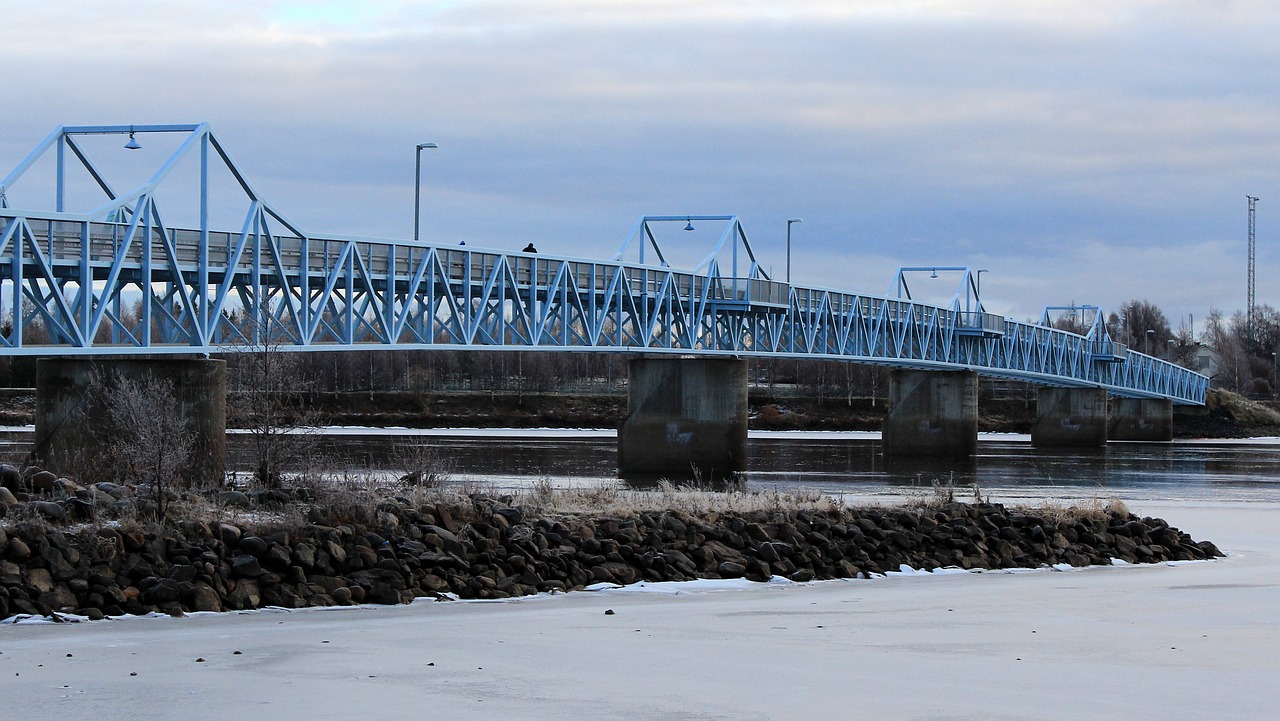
[143,579,182,604]
[237,536,269,557]
[92,482,128,499]
[168,565,198,583]
[292,543,317,569]
[30,501,66,521]
[25,568,55,594]
[231,555,264,578]
[717,561,746,578]
[263,544,292,570]
[226,579,261,609]
[7,537,32,561]
[495,507,524,525]
[1198,540,1224,558]
[29,470,57,492]
[0,463,21,491]
[216,524,242,546]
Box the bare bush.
[89,369,194,527]
[231,334,319,489]
[391,442,453,488]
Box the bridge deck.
[0,123,1207,405]
[0,215,1207,404]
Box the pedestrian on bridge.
[523,242,537,253]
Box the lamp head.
[684,218,695,231]
[124,131,141,150]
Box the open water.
[267,428,1280,504]
[5,426,1278,504]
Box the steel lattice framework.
[0,124,1207,404]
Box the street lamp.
[1145,328,1154,355]
[413,142,439,242]
[1272,352,1277,399]
[786,218,802,283]
[975,268,989,298]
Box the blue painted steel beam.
[0,124,1209,406]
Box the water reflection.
[4,427,1277,503]
[279,430,1280,504]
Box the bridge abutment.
[1031,387,1108,447]
[882,370,978,457]
[34,358,227,483]
[1108,398,1173,442]
[617,357,748,480]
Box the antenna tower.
[1248,195,1259,344]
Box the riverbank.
[3,386,1276,437]
[0,499,1272,721]
[0,481,1221,622]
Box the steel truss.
[0,124,1207,405]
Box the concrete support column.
[882,370,978,457]
[1031,387,1108,447]
[1109,398,1174,442]
[34,358,227,482]
[618,357,748,480]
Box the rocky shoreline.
[0,489,1224,623]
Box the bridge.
[1,124,1209,478]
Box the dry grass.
[515,478,840,517]
[1011,496,1131,524]
[1207,388,1280,426]
[902,473,983,510]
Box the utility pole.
[1248,195,1259,346]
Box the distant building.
[1189,344,1223,384]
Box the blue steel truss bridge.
[0,124,1207,406]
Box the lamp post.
[414,142,439,241]
[786,218,802,283]
[1145,328,1154,355]
[975,268,989,298]
[1272,352,1277,399]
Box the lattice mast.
[1248,195,1259,344]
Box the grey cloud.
[3,1,1280,334]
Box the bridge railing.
[0,210,1209,404]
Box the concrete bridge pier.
[882,370,978,457]
[1109,398,1174,442]
[34,358,227,483]
[618,357,748,481]
[1031,387,1108,447]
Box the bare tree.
[1117,299,1173,352]
[90,370,194,527]
[228,311,319,488]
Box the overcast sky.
[3,0,1279,329]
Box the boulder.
[0,464,21,491]
[92,482,129,499]
[231,555,264,578]
[226,579,261,610]
[717,561,746,578]
[237,536,269,557]
[25,568,55,594]
[29,470,57,493]
[216,523,242,546]
[6,537,32,561]
[30,501,65,521]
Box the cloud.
[3,1,1280,337]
